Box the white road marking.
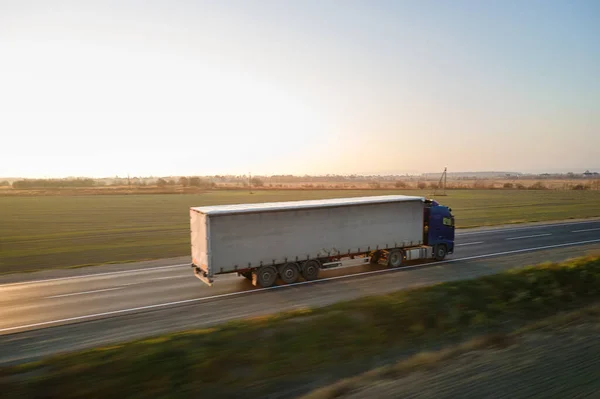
[506,233,552,241]
[1,263,190,287]
[456,241,484,246]
[46,287,123,299]
[572,228,600,233]
[149,276,190,281]
[457,220,600,236]
[2,238,599,334]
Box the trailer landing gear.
[240,271,252,281]
[369,250,382,265]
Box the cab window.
[443,217,455,227]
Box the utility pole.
[444,166,447,194]
[249,172,252,194]
[434,167,447,196]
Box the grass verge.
[2,256,600,398]
[302,303,600,399]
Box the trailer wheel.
[302,260,320,281]
[279,262,300,284]
[387,249,403,268]
[434,245,447,261]
[253,266,277,287]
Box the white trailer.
[190,195,455,287]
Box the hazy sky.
[1,0,598,177]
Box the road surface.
[0,219,599,365]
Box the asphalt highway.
[0,219,599,365]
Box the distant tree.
[157,178,168,187]
[168,179,176,186]
[251,177,264,187]
[368,182,381,189]
[516,183,526,190]
[0,180,9,187]
[189,177,214,188]
[529,181,547,190]
[417,182,427,190]
[178,177,189,187]
[189,177,202,187]
[572,184,589,190]
[394,180,407,188]
[12,178,96,189]
[429,182,439,189]
[503,182,514,189]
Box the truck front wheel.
[302,260,320,281]
[253,266,278,287]
[279,262,300,284]
[434,245,447,261]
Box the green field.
[1,189,599,273]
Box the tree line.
[12,178,96,189]
[157,177,217,188]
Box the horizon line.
[2,169,600,180]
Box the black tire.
[302,260,320,281]
[253,266,277,287]
[387,249,403,268]
[434,245,447,261]
[279,262,300,284]
[370,251,381,265]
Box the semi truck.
[190,195,455,287]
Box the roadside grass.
[2,189,599,273]
[301,333,517,399]
[302,302,600,399]
[1,256,600,399]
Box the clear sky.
[1,0,598,177]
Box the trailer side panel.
[207,200,423,275]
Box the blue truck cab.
[424,199,455,260]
